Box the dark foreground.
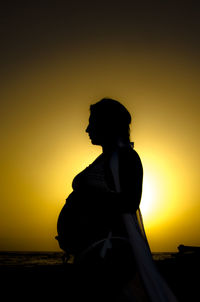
[0,252,199,302]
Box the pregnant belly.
[56,191,110,253]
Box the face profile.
[86,98,132,148]
[86,113,103,146]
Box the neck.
[102,138,131,154]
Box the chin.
[90,137,101,146]
[91,140,100,145]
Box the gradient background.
[0,1,199,252]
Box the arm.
[108,148,143,213]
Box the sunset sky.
[0,1,200,252]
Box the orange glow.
[0,37,200,252]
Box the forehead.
[89,112,100,123]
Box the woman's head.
[86,98,132,146]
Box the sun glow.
[138,154,170,227]
[140,174,157,218]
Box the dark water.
[0,251,65,267]
[0,251,199,301]
[0,251,176,267]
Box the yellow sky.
[1,47,199,252]
[0,2,200,252]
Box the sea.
[0,251,197,301]
[0,251,65,267]
[0,251,177,267]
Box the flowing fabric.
[110,149,178,302]
[136,208,149,243]
[123,212,178,302]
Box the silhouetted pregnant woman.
[56,98,178,302]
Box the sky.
[0,1,200,252]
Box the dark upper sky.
[1,1,200,74]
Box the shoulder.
[118,147,143,168]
